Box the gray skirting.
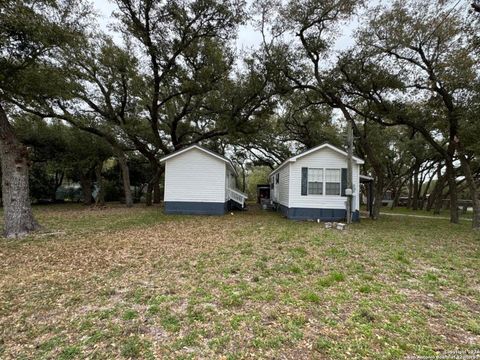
[164,201,227,215]
[277,204,360,222]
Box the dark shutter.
[301,167,308,196]
[341,168,347,196]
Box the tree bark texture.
[0,104,40,238]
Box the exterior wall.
[225,168,236,201]
[164,148,226,203]
[271,164,290,207]
[288,147,360,211]
[279,165,290,207]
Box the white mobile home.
[269,143,364,221]
[160,145,247,215]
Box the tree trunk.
[242,167,246,193]
[95,162,105,206]
[416,171,426,210]
[0,105,40,238]
[51,170,64,203]
[153,179,161,204]
[456,142,480,229]
[433,186,446,215]
[391,177,408,210]
[412,168,419,211]
[145,182,153,206]
[114,148,133,207]
[420,171,435,210]
[406,177,413,209]
[372,175,384,220]
[445,157,459,223]
[426,165,445,212]
[146,165,162,206]
[79,173,93,206]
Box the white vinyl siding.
[271,164,290,207]
[164,148,226,203]
[289,147,360,211]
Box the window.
[276,173,279,184]
[308,168,323,195]
[325,169,341,195]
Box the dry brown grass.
[0,204,479,359]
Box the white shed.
[269,143,364,221]
[160,145,247,215]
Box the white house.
[269,143,364,221]
[160,145,248,215]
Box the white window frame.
[304,167,343,197]
[324,168,341,196]
[307,168,323,195]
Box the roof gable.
[270,143,364,176]
[160,145,237,175]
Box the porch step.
[228,188,248,209]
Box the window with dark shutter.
[301,167,308,196]
[341,168,347,196]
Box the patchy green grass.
[0,204,479,359]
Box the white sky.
[91,0,357,51]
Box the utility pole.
[346,121,354,224]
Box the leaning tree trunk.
[114,148,133,207]
[426,166,446,212]
[0,104,39,238]
[420,171,435,210]
[391,177,408,210]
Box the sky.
[91,0,357,51]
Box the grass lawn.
[0,204,479,359]
[379,206,474,220]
